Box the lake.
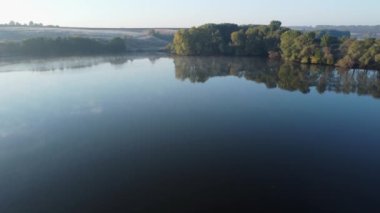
[1,55,380,212]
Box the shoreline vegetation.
[0,34,171,57]
[0,21,379,71]
[171,21,380,71]
[0,37,127,56]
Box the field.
[0,26,178,51]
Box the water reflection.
[174,57,380,98]
[0,53,164,72]
[1,55,379,99]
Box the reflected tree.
[173,57,380,99]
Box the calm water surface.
[1,55,380,212]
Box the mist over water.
[1,55,380,212]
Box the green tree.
[269,20,282,31]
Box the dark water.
[1,55,380,213]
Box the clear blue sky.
[1,0,379,27]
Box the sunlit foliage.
[172,21,286,56]
[173,21,379,70]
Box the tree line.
[171,21,286,57]
[0,21,59,28]
[292,25,380,39]
[0,37,127,56]
[280,31,380,70]
[171,21,380,70]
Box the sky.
[0,0,379,28]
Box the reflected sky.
[1,55,380,212]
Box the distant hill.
[290,25,380,39]
[0,26,177,51]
